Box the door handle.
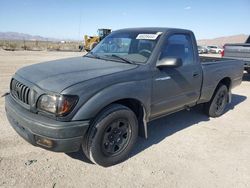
[193,72,200,78]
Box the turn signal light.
[35,136,54,148]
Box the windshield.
[98,30,104,37]
[90,31,161,63]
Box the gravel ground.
[0,51,250,188]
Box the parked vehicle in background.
[198,46,208,54]
[198,46,203,54]
[222,36,250,74]
[207,45,223,54]
[5,27,244,167]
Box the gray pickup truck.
[5,28,243,167]
[223,36,250,73]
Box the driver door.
[150,33,202,119]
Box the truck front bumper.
[5,95,90,153]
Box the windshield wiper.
[86,53,136,64]
[109,54,136,65]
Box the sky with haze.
[0,0,249,40]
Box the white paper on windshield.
[136,32,162,40]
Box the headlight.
[37,94,78,116]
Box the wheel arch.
[219,77,231,90]
[110,98,148,138]
[213,77,232,102]
[89,98,148,139]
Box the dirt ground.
[0,50,250,188]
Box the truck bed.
[198,58,244,103]
[223,43,250,71]
[224,43,250,60]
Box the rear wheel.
[82,104,138,167]
[204,84,228,117]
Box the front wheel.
[204,84,228,117]
[82,104,138,167]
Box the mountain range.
[197,34,248,46]
[0,32,60,41]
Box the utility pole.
[23,37,26,50]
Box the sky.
[0,0,250,40]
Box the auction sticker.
[136,32,162,40]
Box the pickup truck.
[223,35,250,74]
[5,28,244,167]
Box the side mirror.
[157,57,183,69]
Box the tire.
[82,104,138,167]
[204,84,228,117]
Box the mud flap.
[138,107,148,139]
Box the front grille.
[10,79,31,105]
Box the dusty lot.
[0,50,250,188]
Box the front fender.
[72,80,151,121]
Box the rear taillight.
[221,45,225,57]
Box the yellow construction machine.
[82,29,111,51]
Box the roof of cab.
[114,27,192,33]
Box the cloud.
[184,6,191,10]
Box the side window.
[160,34,194,65]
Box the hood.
[16,56,136,93]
